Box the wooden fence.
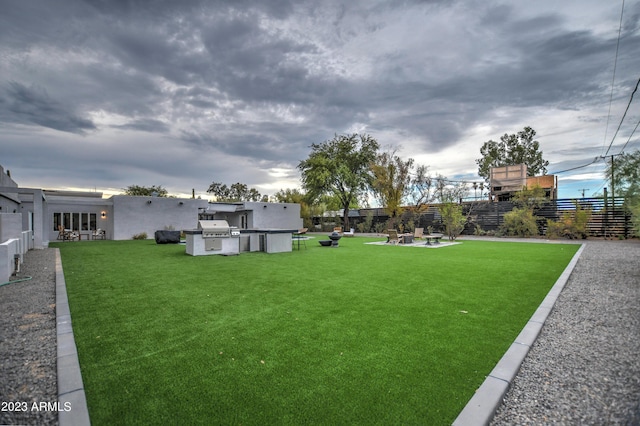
[335,197,634,238]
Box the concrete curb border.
[55,248,91,426]
[452,243,586,426]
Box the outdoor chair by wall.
[387,230,403,245]
[57,225,78,241]
[92,228,106,240]
[343,228,355,237]
[414,227,424,240]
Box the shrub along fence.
[320,197,633,238]
[535,197,630,238]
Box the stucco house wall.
[205,202,303,231]
[0,213,22,243]
[41,191,111,243]
[0,165,21,215]
[242,202,302,229]
[111,196,208,240]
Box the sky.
[1,0,639,201]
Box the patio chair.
[414,227,424,240]
[57,225,78,241]
[92,228,106,240]
[387,229,403,245]
[333,226,343,234]
[343,228,355,237]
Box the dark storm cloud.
[0,81,96,134]
[112,119,170,133]
[1,0,639,198]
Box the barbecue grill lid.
[198,220,230,229]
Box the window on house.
[72,213,80,231]
[53,212,98,231]
[53,213,61,231]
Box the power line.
[618,116,640,154]
[604,75,640,156]
[602,0,626,155]
[548,157,603,175]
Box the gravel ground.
[0,241,638,425]
[0,248,58,426]
[492,239,640,425]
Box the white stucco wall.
[42,193,111,243]
[242,202,302,229]
[111,196,208,240]
[0,166,21,217]
[0,213,22,243]
[0,238,20,284]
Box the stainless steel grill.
[198,220,232,251]
[198,220,231,238]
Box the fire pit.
[328,231,342,247]
[319,240,332,247]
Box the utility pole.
[578,188,590,198]
[603,187,608,239]
[610,155,615,207]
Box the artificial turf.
[54,237,580,425]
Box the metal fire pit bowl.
[319,240,332,247]
[328,231,342,247]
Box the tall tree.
[122,185,168,197]
[298,133,379,229]
[607,149,640,237]
[407,164,434,206]
[370,148,414,217]
[476,126,549,181]
[606,149,640,199]
[207,181,262,202]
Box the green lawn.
[54,237,580,425]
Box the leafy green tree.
[606,149,640,199]
[370,148,414,218]
[437,176,469,204]
[407,164,435,206]
[298,133,379,229]
[511,184,547,209]
[476,126,549,181]
[607,150,640,237]
[207,181,262,202]
[123,185,168,197]
[439,202,466,240]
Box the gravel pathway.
[1,248,58,426]
[492,240,640,425]
[0,241,638,425]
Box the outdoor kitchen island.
[238,228,298,254]
[184,221,298,256]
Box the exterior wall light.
[147,200,152,204]
[101,212,107,218]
